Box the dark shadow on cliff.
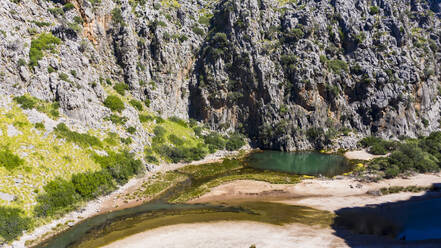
[331,183,441,247]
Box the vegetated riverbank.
[11,148,251,248]
[24,147,441,248]
[97,172,441,248]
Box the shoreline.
[12,148,250,248]
[101,172,441,248]
[191,172,441,212]
[343,149,388,160]
[14,148,441,247]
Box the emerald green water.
[35,151,348,248]
[246,151,350,177]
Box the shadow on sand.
[331,183,441,247]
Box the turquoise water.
[246,151,351,177]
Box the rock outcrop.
[0,0,440,151]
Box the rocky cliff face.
[1,0,440,151]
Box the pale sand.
[102,221,348,248]
[343,149,388,160]
[191,173,441,212]
[102,173,441,248]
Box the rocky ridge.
[0,0,440,151]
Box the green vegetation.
[29,33,61,67]
[111,8,125,26]
[192,26,205,36]
[113,83,129,96]
[35,151,142,218]
[105,114,127,125]
[13,95,60,119]
[225,133,246,151]
[13,95,35,109]
[0,207,32,242]
[127,126,136,134]
[93,151,143,184]
[369,6,380,15]
[327,59,348,74]
[203,133,226,152]
[34,178,81,217]
[139,114,154,123]
[0,147,24,170]
[63,3,75,12]
[153,143,208,163]
[72,170,114,199]
[380,185,432,195]
[363,132,441,178]
[168,116,187,127]
[54,123,102,148]
[168,134,184,146]
[359,136,397,155]
[129,99,143,111]
[104,95,125,112]
[0,106,103,240]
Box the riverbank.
[101,172,441,248]
[20,148,441,247]
[191,172,441,212]
[11,148,250,248]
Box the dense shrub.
[306,127,324,140]
[327,59,348,74]
[139,114,154,123]
[0,207,32,242]
[13,95,36,109]
[369,143,387,155]
[168,134,184,146]
[225,133,245,151]
[93,151,143,184]
[34,178,81,217]
[54,123,102,148]
[193,126,203,137]
[419,131,441,161]
[35,122,45,130]
[369,6,380,15]
[120,137,132,144]
[145,155,158,163]
[153,144,207,163]
[203,133,225,151]
[168,116,188,127]
[127,126,136,134]
[104,95,125,112]
[0,148,24,170]
[111,8,125,26]
[153,126,167,137]
[71,170,114,199]
[105,114,127,125]
[359,136,397,155]
[113,83,129,96]
[63,3,75,12]
[129,99,143,111]
[368,140,440,178]
[29,33,61,67]
[192,26,205,36]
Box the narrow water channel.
[36,151,347,248]
[37,151,441,247]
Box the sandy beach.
[191,173,441,212]
[343,149,388,160]
[100,172,441,248]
